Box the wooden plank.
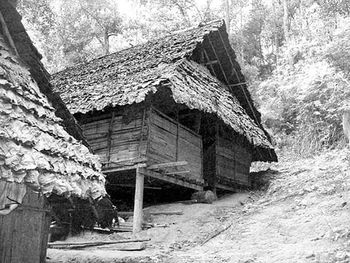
[101,242,146,251]
[149,124,177,160]
[133,167,144,233]
[151,107,202,138]
[165,170,190,175]
[103,156,147,166]
[103,163,147,173]
[178,128,202,148]
[108,144,147,165]
[48,238,151,249]
[148,161,188,170]
[147,149,176,164]
[113,117,143,131]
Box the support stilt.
[133,167,144,233]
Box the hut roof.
[0,0,106,201]
[0,0,88,144]
[52,20,277,162]
[52,20,229,115]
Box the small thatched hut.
[53,20,277,195]
[0,1,106,262]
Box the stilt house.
[53,20,277,194]
[0,1,106,262]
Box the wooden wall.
[148,108,203,180]
[216,137,252,186]
[81,107,203,182]
[0,187,50,263]
[204,136,252,189]
[82,111,148,169]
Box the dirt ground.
[47,149,350,263]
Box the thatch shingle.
[0,1,106,201]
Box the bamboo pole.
[133,167,144,233]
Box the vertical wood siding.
[147,109,203,181]
[0,187,50,263]
[204,137,252,188]
[216,137,252,186]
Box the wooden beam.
[228,82,248,88]
[107,183,162,190]
[207,37,230,84]
[0,10,19,56]
[216,184,236,192]
[133,167,144,233]
[103,163,147,174]
[147,161,188,170]
[202,49,217,78]
[165,170,190,175]
[139,168,202,191]
[204,60,219,66]
[102,157,148,166]
[217,30,239,82]
[216,30,261,128]
[176,109,179,161]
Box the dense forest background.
[19,0,350,158]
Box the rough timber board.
[82,110,148,169]
[148,109,203,181]
[0,187,50,263]
[139,168,203,191]
[203,136,252,189]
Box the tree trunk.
[224,0,230,35]
[282,0,289,44]
[103,28,110,55]
[272,0,278,66]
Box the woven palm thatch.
[0,0,106,206]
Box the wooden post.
[176,108,179,161]
[213,121,219,195]
[133,167,144,234]
[106,111,115,166]
[137,109,146,157]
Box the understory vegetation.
[19,0,350,158]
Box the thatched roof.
[52,20,277,162]
[0,0,87,144]
[0,0,106,202]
